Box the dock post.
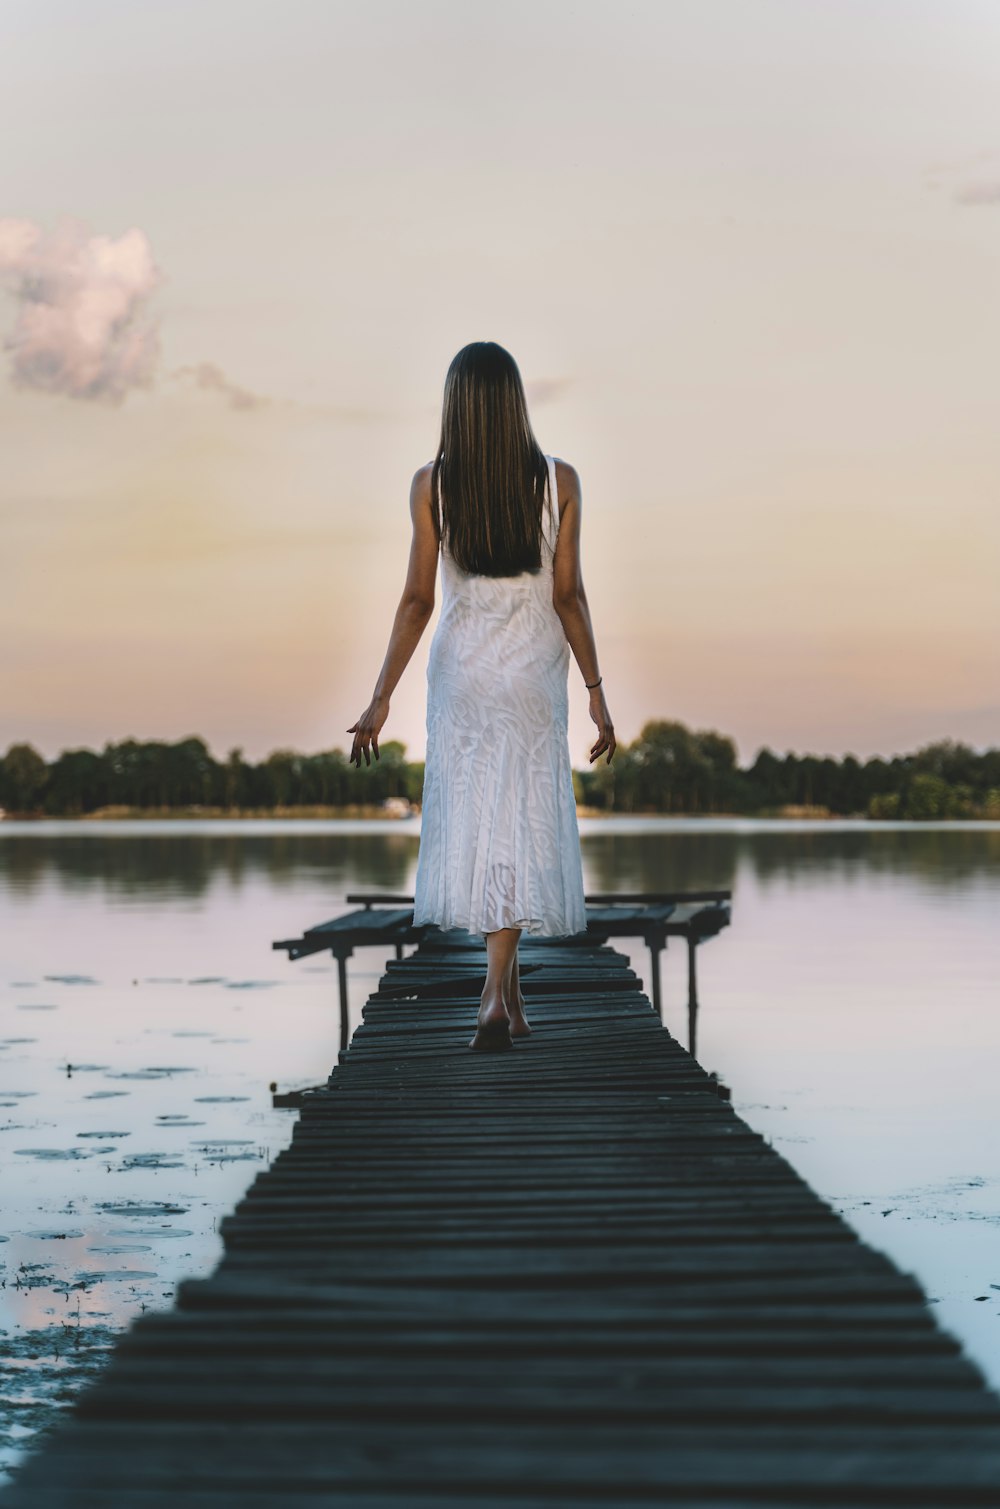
[648,935,663,1020]
[646,928,666,1020]
[687,935,699,1057]
[332,947,350,1053]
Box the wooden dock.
[273,890,733,1058]
[4,921,1000,1506]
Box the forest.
[2,722,998,820]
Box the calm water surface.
[1,817,999,1475]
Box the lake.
[1,816,999,1480]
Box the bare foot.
[470,991,512,1051]
[507,995,531,1039]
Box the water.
[1,817,999,1477]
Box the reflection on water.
[0,825,419,901]
[1,815,999,1477]
[5,817,997,900]
[583,818,1000,893]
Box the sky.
[2,0,999,770]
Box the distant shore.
[0,803,960,823]
[5,725,997,822]
[1,804,421,821]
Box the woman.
[348,342,615,1050]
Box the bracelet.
[585,676,602,690]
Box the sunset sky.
[3,0,999,770]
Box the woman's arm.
[347,466,438,768]
[551,460,616,765]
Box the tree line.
[574,723,1000,820]
[1,723,998,820]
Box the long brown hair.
[432,342,551,577]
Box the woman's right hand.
[588,686,616,765]
[347,693,390,768]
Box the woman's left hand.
[347,695,389,767]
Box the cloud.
[921,150,1000,207]
[169,361,404,422]
[525,376,574,406]
[170,360,270,411]
[953,181,1000,206]
[0,214,163,403]
[0,214,571,423]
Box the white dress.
[412,452,588,938]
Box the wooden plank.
[19,1491,970,1509]
[8,1419,1000,1498]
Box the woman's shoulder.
[410,461,440,506]
[550,455,581,523]
[408,462,441,540]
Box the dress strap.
[543,453,559,553]
[434,457,445,544]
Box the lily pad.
[121,1153,186,1170]
[87,1245,153,1255]
[74,1269,157,1282]
[97,1202,189,1217]
[106,1067,196,1081]
[105,1228,193,1239]
[15,1148,88,1161]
